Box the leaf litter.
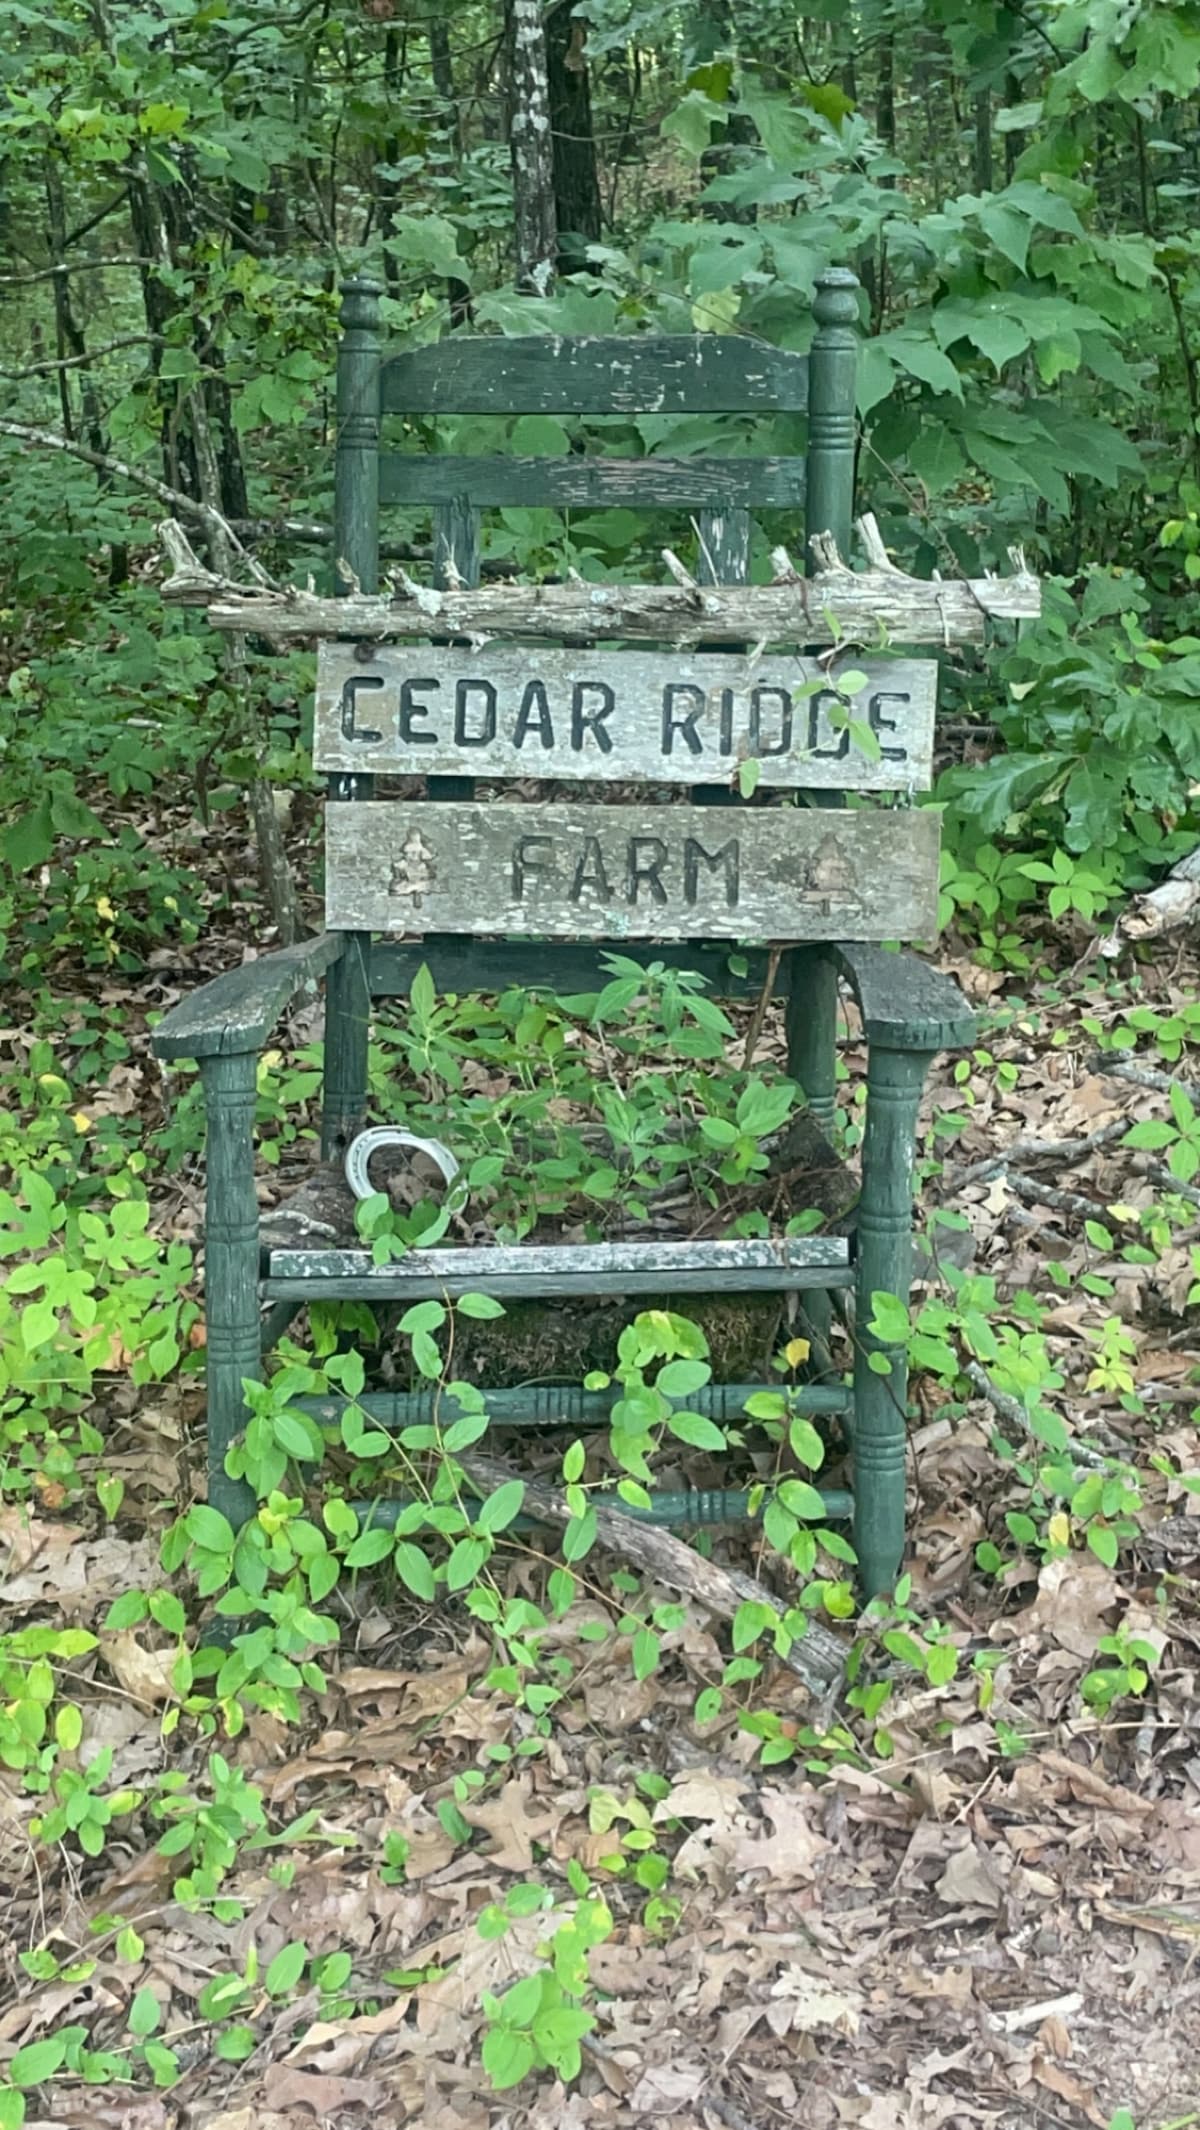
[6,937,1200,2125]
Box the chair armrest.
[152,933,347,1062]
[826,943,976,1052]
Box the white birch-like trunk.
[509,0,557,293]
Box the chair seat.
[263,1236,853,1302]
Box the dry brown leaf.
[1039,1748,1151,1816]
[769,1967,861,2036]
[1006,1552,1120,1659]
[200,2114,293,2130]
[0,1506,82,1578]
[415,1910,547,2040]
[101,1631,177,1705]
[628,2063,706,2113]
[654,1770,751,1823]
[730,1784,829,1882]
[1032,2053,1106,2125]
[459,1775,560,1870]
[284,1990,430,2070]
[897,1961,975,2009]
[579,1670,663,1732]
[268,2067,387,2115]
[0,1531,160,1609]
[838,2099,905,2130]
[935,1840,1005,1910]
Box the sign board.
[314,645,937,791]
[325,801,941,943]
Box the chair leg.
[321,934,371,1161]
[785,950,840,1356]
[852,1042,932,1599]
[785,949,839,1136]
[199,1053,262,1532]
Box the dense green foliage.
[7,0,1200,937]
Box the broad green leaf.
[778,1479,827,1520]
[400,1298,445,1335]
[856,339,896,414]
[667,1410,727,1450]
[881,332,964,401]
[128,1987,161,2037]
[1035,330,1082,385]
[688,235,762,295]
[661,92,717,159]
[868,1291,909,1344]
[1123,1120,1177,1150]
[4,800,54,872]
[656,1358,711,1398]
[274,1410,321,1460]
[9,2039,66,2088]
[446,1535,489,1589]
[977,201,1030,273]
[1087,1524,1119,1568]
[345,1526,395,1569]
[482,2025,536,2090]
[933,298,1030,371]
[393,1542,436,1599]
[265,1941,307,1997]
[510,415,569,456]
[184,1505,234,1554]
[476,1480,524,1534]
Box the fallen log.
[157,514,1040,650]
[1102,842,1200,952]
[458,1447,848,1696]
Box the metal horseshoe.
[344,1126,460,1203]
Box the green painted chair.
[153,272,977,1597]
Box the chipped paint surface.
[324,800,941,942]
[314,643,938,789]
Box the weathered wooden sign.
[314,645,937,791]
[325,801,941,942]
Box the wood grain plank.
[265,1235,852,1300]
[380,335,810,415]
[379,454,807,510]
[152,934,345,1062]
[196,572,1040,647]
[314,645,937,790]
[324,800,941,942]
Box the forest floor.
[3,808,1200,2130]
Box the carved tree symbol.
[801,833,859,913]
[388,828,437,911]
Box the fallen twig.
[458,1448,846,1695]
[963,1361,1115,1471]
[742,945,783,1069]
[1089,1053,1200,1107]
[1100,840,1200,951]
[945,1120,1127,1194]
[1139,1159,1200,1213]
[1005,1172,1113,1221]
[0,422,271,577]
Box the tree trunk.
[428,13,460,145]
[45,155,129,585]
[426,15,473,325]
[378,25,407,301]
[508,0,558,292]
[545,1,602,272]
[876,33,895,162]
[973,88,993,192]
